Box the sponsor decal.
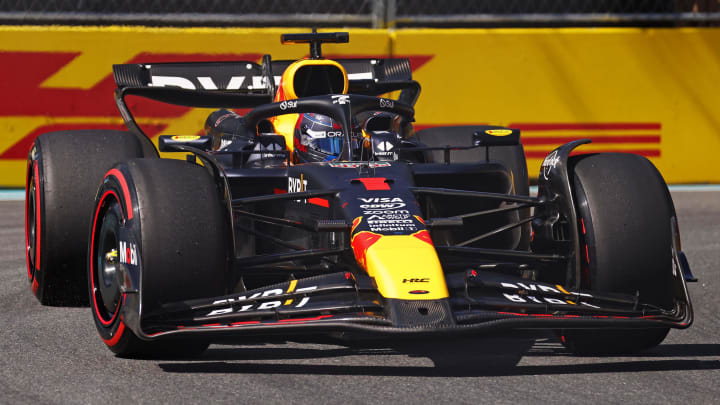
[170,135,201,141]
[328,162,391,168]
[379,98,394,109]
[306,128,342,138]
[118,241,138,266]
[358,198,416,231]
[374,140,395,157]
[500,281,592,297]
[363,209,411,220]
[205,285,317,316]
[363,209,408,215]
[358,197,405,210]
[541,150,560,180]
[502,293,570,305]
[331,95,350,105]
[149,75,195,89]
[279,100,297,110]
[376,141,393,151]
[366,218,416,233]
[288,175,307,193]
[358,197,404,204]
[403,278,429,283]
[485,129,513,136]
[499,281,596,307]
[150,74,280,90]
[359,203,405,210]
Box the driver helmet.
[293,113,346,163]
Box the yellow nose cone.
[354,230,449,300]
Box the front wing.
[131,262,693,340]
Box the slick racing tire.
[561,153,673,355]
[25,130,149,306]
[89,158,230,357]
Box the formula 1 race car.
[25,31,694,357]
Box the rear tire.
[89,158,230,357]
[561,153,673,355]
[25,130,148,305]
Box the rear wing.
[112,56,421,155]
[113,57,421,108]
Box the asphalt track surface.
[1,191,718,404]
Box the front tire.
[89,158,230,357]
[561,153,674,355]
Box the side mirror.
[158,135,214,152]
[472,128,520,147]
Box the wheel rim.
[92,197,123,324]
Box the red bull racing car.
[25,31,694,357]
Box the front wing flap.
[132,265,692,340]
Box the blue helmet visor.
[310,136,344,158]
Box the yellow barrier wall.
[394,28,720,184]
[0,26,390,187]
[1,26,719,186]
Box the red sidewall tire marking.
[24,158,33,281]
[90,190,123,327]
[33,162,41,271]
[104,168,133,220]
[25,149,43,297]
[101,317,126,347]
